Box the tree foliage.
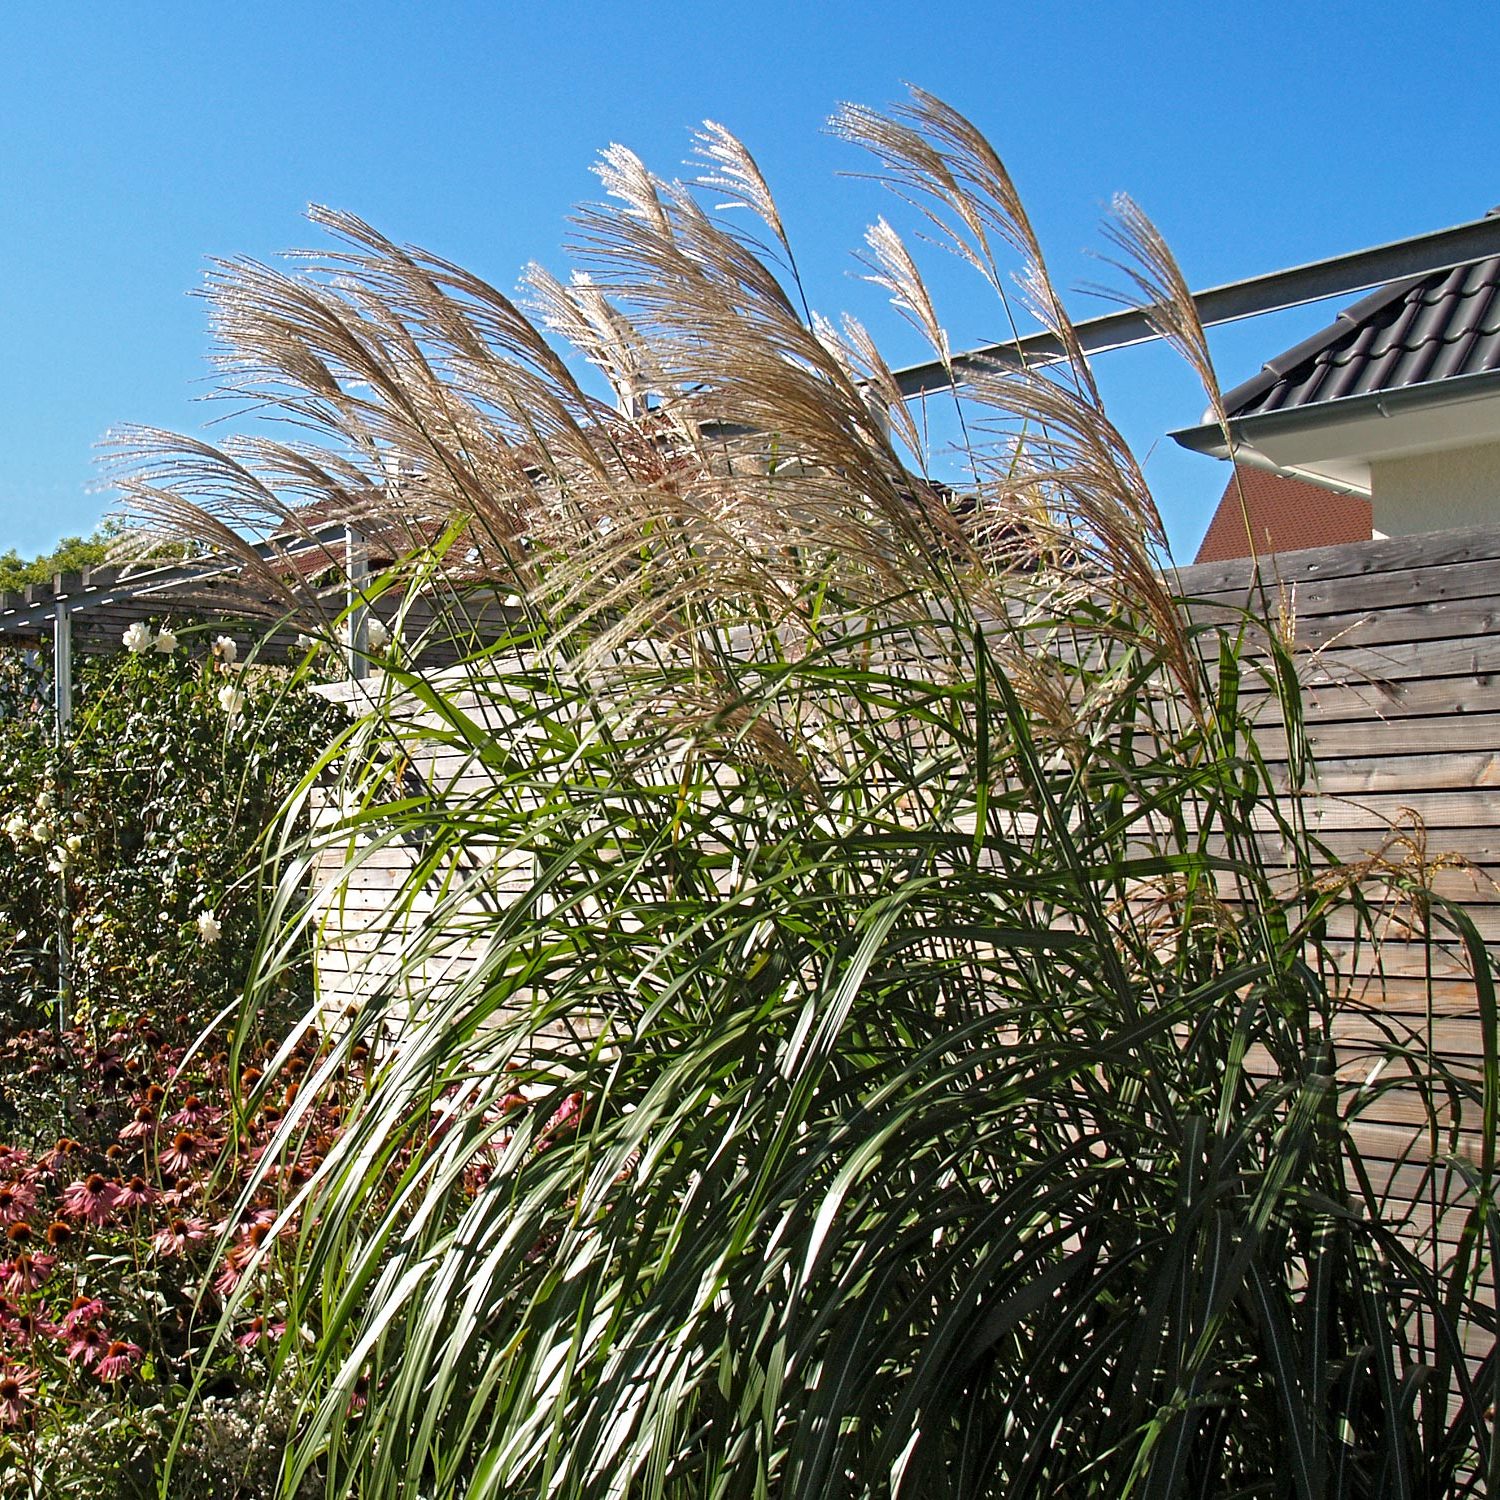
[0,530,115,597]
[0,634,338,1030]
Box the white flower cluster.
[335,617,397,654]
[196,909,221,944]
[3,788,83,875]
[122,621,176,655]
[149,1385,325,1499]
[212,634,238,665]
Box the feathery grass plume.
[119,90,1498,1500]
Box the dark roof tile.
[1222,248,1500,419]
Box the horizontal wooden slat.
[1256,714,1500,762]
[1173,524,1500,598]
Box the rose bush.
[0,628,338,1031]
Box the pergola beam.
[893,211,1500,398]
[0,521,356,639]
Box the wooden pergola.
[0,522,382,745]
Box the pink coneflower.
[232,1221,273,1262]
[159,1131,209,1178]
[0,1181,36,1225]
[171,1095,221,1130]
[113,1175,157,1212]
[59,1295,105,1335]
[2,1252,54,1294]
[211,1204,276,1240]
[66,1323,110,1368]
[119,1106,158,1143]
[94,1050,127,1091]
[212,1260,246,1297]
[0,1363,37,1427]
[161,1175,203,1209]
[548,1092,584,1132]
[279,1160,313,1191]
[36,1137,80,1175]
[0,1145,30,1178]
[534,1092,585,1155]
[95,1339,142,1382]
[61,1173,119,1226]
[8,1311,56,1347]
[151,1216,210,1258]
[235,1315,286,1349]
[348,1372,369,1414]
[210,1221,274,1296]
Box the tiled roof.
[1193,466,1371,564]
[1221,252,1500,418]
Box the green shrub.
[0,634,338,1036]
[0,629,344,1494]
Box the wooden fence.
[1173,527,1498,1292]
[309,523,1500,1269]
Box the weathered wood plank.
[1255,714,1500,762]
[1185,554,1500,626]
[1172,524,1500,598]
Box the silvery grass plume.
[114,89,1495,1500]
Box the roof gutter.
[1169,364,1500,461]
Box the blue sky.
[1,1,1495,562]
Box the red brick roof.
[1193,466,1372,563]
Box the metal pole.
[345,525,369,681]
[52,600,71,1031]
[53,600,72,741]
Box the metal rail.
[893,211,1500,397]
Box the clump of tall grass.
[121,89,1495,1498]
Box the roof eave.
[1171,364,1500,460]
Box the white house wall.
[1370,437,1500,535]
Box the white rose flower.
[34,791,53,811]
[64,834,83,855]
[122,621,152,655]
[196,910,222,944]
[366,617,391,652]
[153,627,178,654]
[295,632,321,653]
[217,685,245,721]
[213,635,238,665]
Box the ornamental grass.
[105,90,1500,1497]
